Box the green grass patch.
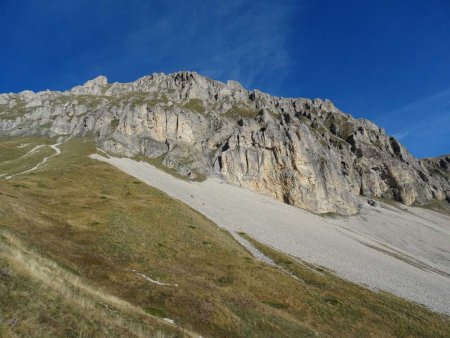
[133,154,206,182]
[0,98,30,120]
[216,276,234,286]
[145,307,167,318]
[110,118,119,130]
[414,199,450,216]
[224,105,260,118]
[262,301,289,309]
[372,196,408,210]
[319,211,342,219]
[182,99,205,114]
[111,92,169,109]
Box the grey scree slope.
[91,154,450,315]
[2,71,450,314]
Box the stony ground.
[91,154,450,315]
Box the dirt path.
[5,143,61,180]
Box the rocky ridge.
[1,71,449,215]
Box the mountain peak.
[83,75,108,86]
[70,75,108,95]
[0,71,449,214]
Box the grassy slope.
[0,232,184,338]
[240,233,450,337]
[0,137,449,337]
[0,138,56,178]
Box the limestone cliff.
[1,71,449,215]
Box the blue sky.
[0,0,449,157]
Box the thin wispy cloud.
[392,132,409,140]
[381,87,450,157]
[1,0,298,92]
[112,0,297,89]
[1,0,449,158]
[385,87,450,118]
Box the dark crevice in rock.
[2,71,449,215]
[221,142,229,152]
[439,159,448,169]
[418,171,428,183]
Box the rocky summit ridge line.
[1,71,449,215]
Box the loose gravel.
[91,154,450,315]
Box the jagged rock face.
[1,71,449,215]
[420,155,450,202]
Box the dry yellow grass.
[0,231,192,338]
[0,136,449,337]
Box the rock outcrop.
[1,71,449,215]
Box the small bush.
[217,276,233,286]
[144,307,166,318]
[262,301,288,309]
[324,297,340,306]
[110,119,119,130]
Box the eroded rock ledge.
[1,71,449,215]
